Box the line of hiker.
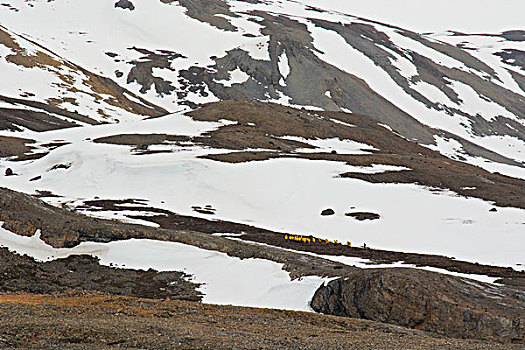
[284,234,351,247]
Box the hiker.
[363,242,367,249]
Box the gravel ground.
[0,291,520,350]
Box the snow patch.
[215,67,250,87]
[278,50,290,78]
[280,136,377,154]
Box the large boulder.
[311,268,525,343]
[320,208,335,216]
[114,0,135,10]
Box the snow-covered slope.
[1,0,524,170]
[0,103,523,270]
[0,24,166,124]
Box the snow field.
[278,135,377,154]
[426,136,525,179]
[0,26,147,122]
[0,111,523,271]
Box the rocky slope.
[0,247,201,301]
[311,268,525,344]
[3,291,521,350]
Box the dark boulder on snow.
[345,212,380,221]
[320,208,335,216]
[311,268,525,344]
[114,0,135,10]
[4,168,13,176]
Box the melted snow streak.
[0,224,326,311]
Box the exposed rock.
[0,94,99,129]
[114,0,135,10]
[33,190,61,198]
[126,47,184,95]
[495,49,525,71]
[501,30,525,42]
[0,135,35,159]
[4,168,13,176]
[0,247,201,301]
[48,163,71,171]
[321,208,335,216]
[0,106,79,132]
[311,268,525,343]
[166,10,524,166]
[93,133,191,147]
[345,212,380,221]
[192,205,216,215]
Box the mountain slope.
[1,0,523,175]
[0,24,167,124]
[1,101,523,269]
[0,1,524,345]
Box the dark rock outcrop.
[0,247,201,300]
[320,208,335,216]
[114,0,135,10]
[311,268,525,343]
[345,212,380,221]
[126,47,184,96]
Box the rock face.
[311,268,525,344]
